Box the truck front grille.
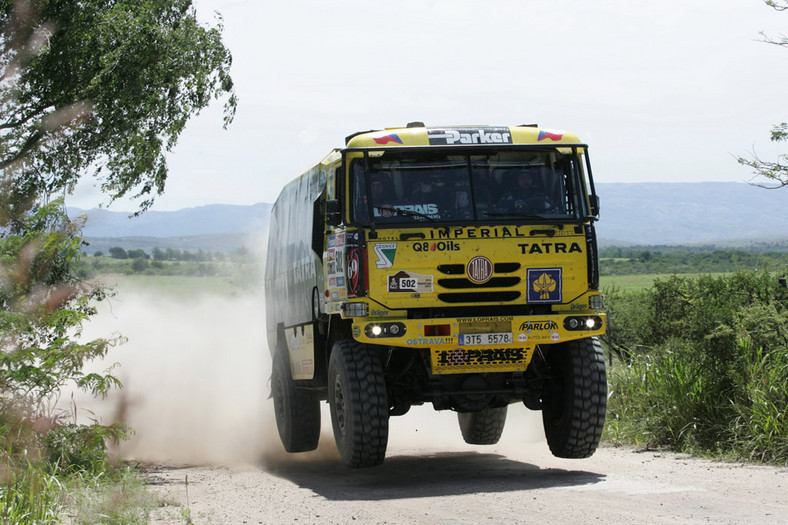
[438,277,520,289]
[437,291,522,303]
[437,263,521,275]
[435,262,523,303]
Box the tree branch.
[0,129,44,170]
[0,102,51,130]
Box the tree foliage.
[739,1,788,189]
[0,0,236,213]
[0,200,122,406]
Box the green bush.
[45,423,129,475]
[605,269,788,463]
[130,257,149,272]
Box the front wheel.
[458,406,508,445]
[328,339,389,468]
[541,337,607,459]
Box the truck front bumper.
[351,312,606,374]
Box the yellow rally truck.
[265,123,606,468]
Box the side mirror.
[589,194,600,217]
[326,199,341,226]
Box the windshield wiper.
[374,206,436,222]
[484,211,549,220]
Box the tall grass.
[729,339,788,462]
[1,458,65,523]
[64,467,160,524]
[0,402,157,523]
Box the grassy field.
[92,273,260,297]
[601,272,730,292]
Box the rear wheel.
[541,336,607,458]
[328,339,389,468]
[271,348,321,453]
[458,406,508,445]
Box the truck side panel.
[264,166,325,378]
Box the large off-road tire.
[271,348,321,453]
[458,406,508,445]
[328,339,389,468]
[541,336,607,459]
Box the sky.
[69,0,788,212]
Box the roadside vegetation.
[603,268,788,464]
[1,0,236,520]
[0,204,157,523]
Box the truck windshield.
[350,148,588,224]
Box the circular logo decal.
[467,256,493,284]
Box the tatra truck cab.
[265,124,606,467]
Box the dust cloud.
[72,288,279,465]
[71,284,546,468]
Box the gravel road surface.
[142,409,787,525]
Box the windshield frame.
[340,144,596,228]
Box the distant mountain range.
[68,182,788,252]
[68,202,272,238]
[597,182,787,246]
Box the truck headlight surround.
[563,316,603,331]
[364,322,407,338]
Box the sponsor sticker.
[519,320,559,331]
[428,127,513,146]
[298,359,314,376]
[526,268,562,303]
[406,337,455,346]
[432,347,530,374]
[374,203,440,220]
[387,270,433,293]
[374,243,397,269]
[413,241,460,252]
[347,248,362,298]
[517,319,560,342]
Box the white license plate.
[459,332,513,346]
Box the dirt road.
[142,410,787,525]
